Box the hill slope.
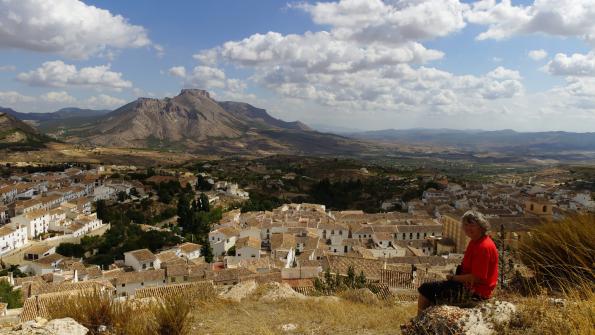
[0,112,49,149]
[77,89,373,155]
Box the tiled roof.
[134,280,215,299]
[127,248,156,262]
[110,269,165,285]
[178,242,201,253]
[236,236,261,250]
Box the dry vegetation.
[496,213,595,335]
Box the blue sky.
[1,0,595,132]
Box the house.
[209,227,239,257]
[10,210,50,238]
[109,269,166,297]
[124,249,156,271]
[23,244,55,261]
[28,253,67,276]
[235,236,261,260]
[372,232,394,249]
[0,225,28,255]
[0,205,9,224]
[177,242,202,260]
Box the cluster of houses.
[0,166,592,322]
[0,167,117,256]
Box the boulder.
[401,301,516,335]
[219,280,258,302]
[259,282,306,302]
[2,317,88,335]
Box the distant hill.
[0,112,50,149]
[348,128,595,153]
[2,107,111,132]
[74,89,373,156]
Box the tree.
[201,243,214,263]
[356,271,367,289]
[226,246,236,256]
[346,265,356,288]
[0,280,22,308]
[199,193,210,212]
[56,243,85,258]
[196,175,212,191]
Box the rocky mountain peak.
[179,89,211,99]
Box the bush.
[153,294,193,335]
[0,280,22,308]
[519,214,594,290]
[46,289,193,335]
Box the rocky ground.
[0,317,88,335]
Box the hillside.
[0,112,49,150]
[2,107,111,132]
[73,89,375,156]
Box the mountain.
[349,128,595,153]
[0,112,49,149]
[2,107,111,132]
[76,89,372,155]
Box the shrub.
[153,294,193,335]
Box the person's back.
[461,235,498,299]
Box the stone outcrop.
[401,301,516,335]
[1,317,88,335]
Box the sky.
[1,0,595,132]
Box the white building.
[124,249,156,272]
[0,225,28,255]
[10,209,50,238]
[209,227,239,257]
[235,236,261,260]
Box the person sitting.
[417,210,499,315]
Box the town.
[0,161,592,325]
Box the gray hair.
[461,210,490,232]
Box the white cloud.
[0,65,16,72]
[84,94,126,108]
[297,0,467,45]
[543,52,595,77]
[17,60,133,90]
[154,44,165,58]
[168,66,186,78]
[40,91,76,104]
[0,0,151,59]
[467,0,595,44]
[180,65,247,94]
[0,91,35,104]
[196,31,443,71]
[528,49,548,61]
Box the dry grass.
[45,289,194,335]
[518,213,594,291]
[187,296,416,335]
[496,290,595,335]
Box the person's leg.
[417,293,431,316]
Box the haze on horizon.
[1,0,595,133]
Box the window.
[402,233,406,240]
[542,206,547,212]
[409,233,413,239]
[142,264,146,269]
[121,283,125,287]
[141,282,144,286]
[149,262,153,267]
[416,232,420,239]
[339,230,342,235]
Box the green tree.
[346,266,356,288]
[0,280,22,308]
[201,243,214,263]
[199,193,210,212]
[196,175,212,191]
[356,271,367,289]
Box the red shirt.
[461,235,498,298]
